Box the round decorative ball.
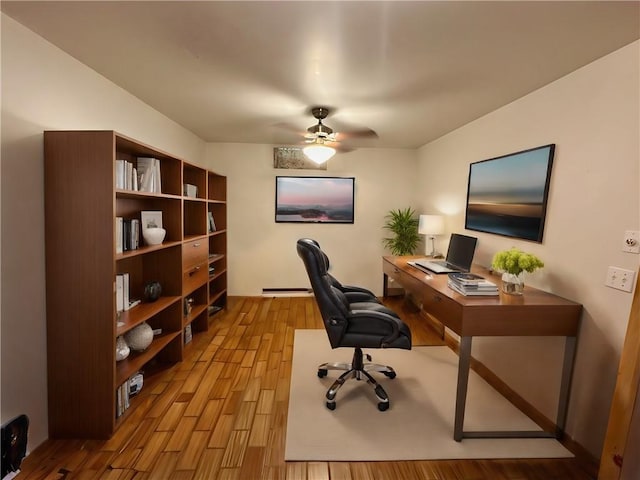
[144,280,162,302]
[142,227,166,246]
[124,322,154,352]
[115,335,130,361]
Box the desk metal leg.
[454,336,575,441]
[383,273,389,297]
[454,336,472,442]
[555,336,577,439]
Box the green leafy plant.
[491,248,544,275]
[382,207,420,255]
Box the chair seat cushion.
[340,303,411,350]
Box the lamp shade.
[303,144,336,164]
[418,215,445,235]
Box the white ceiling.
[2,1,639,149]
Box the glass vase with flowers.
[491,248,544,295]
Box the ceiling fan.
[280,106,378,164]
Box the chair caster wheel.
[383,371,396,379]
[378,402,389,412]
[326,401,336,410]
[318,369,328,378]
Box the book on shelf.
[116,273,136,312]
[116,372,143,419]
[130,219,139,250]
[115,217,123,254]
[122,273,130,311]
[115,160,125,189]
[115,274,124,312]
[116,218,140,252]
[137,157,162,193]
[115,160,139,192]
[208,211,216,233]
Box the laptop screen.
[446,233,478,270]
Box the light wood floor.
[19,296,596,480]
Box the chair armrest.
[350,309,405,347]
[344,291,380,303]
[341,285,376,296]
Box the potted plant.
[382,207,420,255]
[491,248,544,295]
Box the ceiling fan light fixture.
[303,144,336,164]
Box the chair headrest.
[296,238,329,276]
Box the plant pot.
[501,272,524,295]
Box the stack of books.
[447,272,499,296]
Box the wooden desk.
[383,256,582,442]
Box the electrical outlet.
[623,230,640,254]
[605,266,636,293]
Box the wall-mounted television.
[464,144,555,243]
[275,176,355,223]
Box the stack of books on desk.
[447,272,499,296]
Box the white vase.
[142,227,166,246]
[501,272,524,295]
[115,335,130,361]
[124,322,154,351]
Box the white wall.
[205,144,418,296]
[0,15,207,450]
[416,41,640,458]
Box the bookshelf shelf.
[116,296,182,336]
[44,130,227,439]
[115,331,181,386]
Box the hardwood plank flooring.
[18,296,596,479]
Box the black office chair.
[308,239,380,304]
[296,238,412,411]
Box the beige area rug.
[285,329,573,461]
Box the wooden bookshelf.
[44,131,227,438]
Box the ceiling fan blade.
[326,142,354,153]
[274,121,307,135]
[335,128,378,140]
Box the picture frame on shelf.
[141,210,163,230]
[208,211,216,233]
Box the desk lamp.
[418,214,445,258]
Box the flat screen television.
[464,144,555,243]
[275,176,355,223]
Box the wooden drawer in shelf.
[183,262,208,295]
[183,238,208,269]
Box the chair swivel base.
[317,347,396,411]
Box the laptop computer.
[414,233,478,274]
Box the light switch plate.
[605,266,636,292]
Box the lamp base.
[426,236,443,258]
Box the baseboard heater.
[262,288,313,297]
